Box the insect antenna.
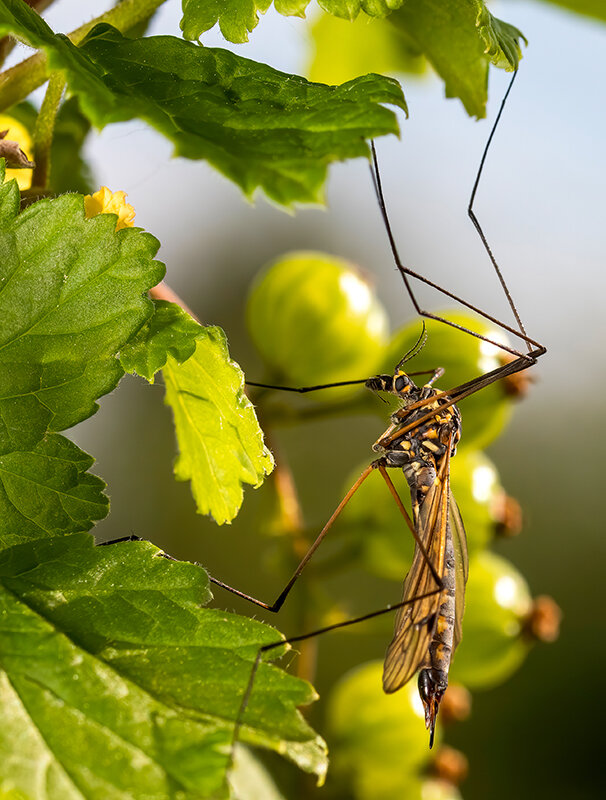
[396,321,427,371]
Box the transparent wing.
[382,471,450,693]
[449,490,468,650]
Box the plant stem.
[0,0,168,112]
[31,71,64,189]
[0,2,56,69]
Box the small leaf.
[163,325,274,525]
[0,434,108,550]
[476,5,527,71]
[0,533,326,797]
[181,0,275,44]
[120,300,201,383]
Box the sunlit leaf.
[163,325,274,525]
[181,0,275,43]
[120,300,201,383]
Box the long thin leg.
[211,460,445,613]
[369,72,545,360]
[210,464,376,612]
[230,587,442,755]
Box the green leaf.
[79,24,405,205]
[0,5,406,205]
[0,434,108,550]
[308,11,426,85]
[0,533,326,798]
[120,300,201,383]
[390,0,526,118]
[163,325,274,525]
[181,0,275,44]
[180,0,409,44]
[0,169,164,453]
[122,306,273,524]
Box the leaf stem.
[31,71,64,189]
[0,0,168,112]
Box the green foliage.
[163,325,275,525]
[0,533,325,797]
[0,4,406,205]
[0,434,108,548]
[123,301,275,524]
[389,0,526,118]
[0,154,313,795]
[309,0,527,117]
[181,0,275,43]
[120,300,202,383]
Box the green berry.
[328,660,433,799]
[246,251,388,389]
[450,450,505,555]
[450,551,532,689]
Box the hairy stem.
[31,70,64,189]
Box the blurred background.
[18,0,605,798]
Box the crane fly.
[366,364,467,746]
[210,69,546,752]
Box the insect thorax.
[369,371,462,493]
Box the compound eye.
[394,375,407,392]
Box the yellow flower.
[84,186,136,230]
[0,115,33,190]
